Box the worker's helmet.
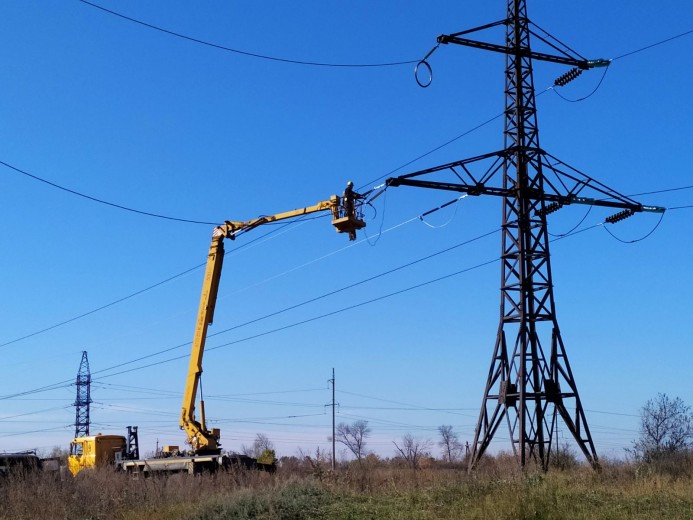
[347,181,354,187]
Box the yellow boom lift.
[182,187,365,455]
[68,184,365,475]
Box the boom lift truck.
[68,185,365,476]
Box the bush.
[3,454,693,519]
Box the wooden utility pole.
[330,368,336,470]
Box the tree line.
[247,392,693,471]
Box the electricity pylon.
[74,351,92,438]
[386,0,664,470]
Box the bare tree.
[297,446,330,477]
[242,433,274,458]
[438,425,463,462]
[333,420,370,462]
[393,433,432,469]
[631,393,693,462]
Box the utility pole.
[328,368,337,470]
[73,351,92,438]
[385,0,665,470]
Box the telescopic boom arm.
[181,186,365,454]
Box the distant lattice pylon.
[74,351,92,438]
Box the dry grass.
[2,456,693,519]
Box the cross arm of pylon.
[437,19,610,71]
[438,33,590,68]
[386,148,666,216]
[538,152,665,214]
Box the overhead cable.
[0,159,217,225]
[550,26,693,102]
[612,28,693,61]
[0,212,309,349]
[548,206,592,237]
[76,0,417,68]
[0,194,474,350]
[356,107,512,191]
[92,254,501,381]
[76,0,693,70]
[0,381,73,401]
[0,264,203,349]
[551,64,610,102]
[2,213,664,401]
[628,185,693,197]
[0,425,71,437]
[90,224,500,379]
[0,405,71,422]
[602,211,666,243]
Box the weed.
[2,456,693,519]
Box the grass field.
[2,455,693,519]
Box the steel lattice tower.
[468,0,595,469]
[74,351,92,438]
[386,0,664,470]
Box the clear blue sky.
[0,0,691,462]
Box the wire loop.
[415,60,433,88]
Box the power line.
[628,184,693,197]
[212,388,328,398]
[585,408,640,418]
[551,64,610,102]
[73,1,693,71]
[2,19,690,232]
[0,425,71,438]
[357,106,510,191]
[0,193,473,352]
[2,246,503,395]
[90,254,501,381]
[612,28,693,61]
[602,211,666,244]
[358,86,558,191]
[4,124,685,348]
[0,221,500,400]
[0,217,676,440]
[338,389,476,417]
[550,28,693,102]
[91,234,502,380]
[0,212,314,349]
[92,381,329,400]
[0,381,74,402]
[336,412,427,431]
[79,214,493,378]
[0,205,676,402]
[0,159,218,225]
[76,0,417,68]
[0,405,71,422]
[0,264,203,349]
[91,382,179,397]
[208,223,498,338]
[74,258,498,380]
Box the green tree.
[257,448,276,465]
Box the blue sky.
[0,0,691,462]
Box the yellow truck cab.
[68,434,126,476]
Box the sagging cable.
[419,194,467,229]
[414,43,440,88]
[601,211,665,244]
[552,62,611,103]
[363,182,388,205]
